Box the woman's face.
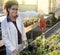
[8,5,18,18]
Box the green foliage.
[47,50,60,55]
[21,34,60,55]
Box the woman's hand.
[12,49,19,55]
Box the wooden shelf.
[0,40,4,47]
[25,22,39,33]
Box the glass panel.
[17,0,23,4]
[24,0,37,5]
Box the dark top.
[7,16,22,44]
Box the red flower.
[39,18,46,31]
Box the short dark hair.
[4,0,18,15]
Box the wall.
[38,0,49,14]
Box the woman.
[1,0,27,55]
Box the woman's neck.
[9,15,16,21]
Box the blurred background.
[0,0,60,14]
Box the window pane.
[24,0,37,5]
[17,0,23,4]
